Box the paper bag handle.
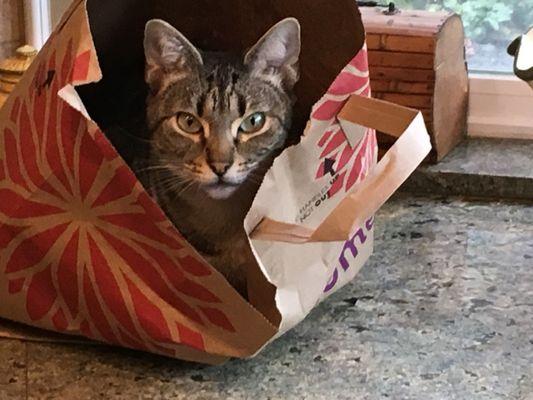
[250,95,432,243]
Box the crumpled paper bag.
[0,0,430,364]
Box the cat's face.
[143,18,300,199]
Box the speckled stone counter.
[1,195,532,400]
[403,139,533,200]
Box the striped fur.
[138,18,301,295]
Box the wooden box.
[361,7,469,162]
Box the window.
[22,0,70,49]
[395,0,533,73]
[394,1,533,139]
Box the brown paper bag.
[0,0,429,363]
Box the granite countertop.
[1,194,532,400]
[404,139,533,200]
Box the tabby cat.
[139,18,301,295]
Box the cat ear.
[144,19,203,90]
[244,18,301,88]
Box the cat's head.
[143,18,300,200]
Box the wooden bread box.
[361,7,469,162]
[0,46,37,110]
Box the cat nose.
[209,162,231,177]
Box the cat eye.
[176,112,203,134]
[239,112,266,133]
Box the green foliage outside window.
[393,0,532,45]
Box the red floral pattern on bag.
[0,39,236,356]
[311,46,377,197]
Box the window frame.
[23,0,52,50]
[468,73,533,140]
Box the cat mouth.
[205,178,241,187]
[201,180,240,199]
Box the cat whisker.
[176,180,197,197]
[136,165,174,174]
[151,175,189,192]
[159,177,195,198]
[154,173,197,197]
[158,178,191,193]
